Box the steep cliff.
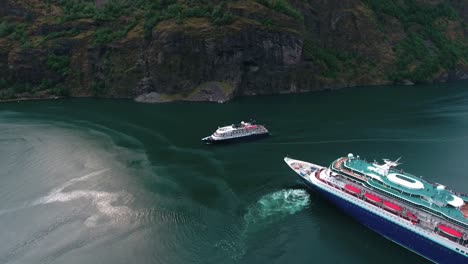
[0,0,467,102]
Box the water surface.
[1,81,468,263]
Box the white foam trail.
[217,189,310,260]
[244,189,310,224]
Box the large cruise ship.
[284,154,468,264]
[202,120,269,144]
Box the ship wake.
[216,189,310,260]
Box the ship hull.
[202,133,269,144]
[297,176,467,264]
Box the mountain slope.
[0,0,467,101]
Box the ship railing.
[325,174,468,247]
[366,194,468,246]
[454,192,468,198]
[366,191,468,247]
[422,181,468,199]
[341,168,366,181]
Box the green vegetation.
[93,0,134,21]
[1,0,467,100]
[303,39,340,78]
[40,28,81,44]
[364,0,468,82]
[8,24,29,44]
[256,0,303,21]
[32,0,305,43]
[43,0,237,41]
[303,37,370,79]
[46,0,96,22]
[94,27,124,45]
[142,1,234,39]
[363,0,458,27]
[47,54,71,77]
[0,22,15,38]
[91,80,107,96]
[210,3,234,26]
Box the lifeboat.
[406,211,419,223]
[364,193,382,203]
[383,201,402,212]
[344,184,361,195]
[437,224,463,239]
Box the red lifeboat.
[406,211,419,223]
[438,224,463,238]
[344,184,361,195]
[364,193,382,203]
[383,201,402,212]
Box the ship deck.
[318,166,468,244]
[287,157,468,253]
[332,158,366,181]
[333,157,468,226]
[461,204,468,219]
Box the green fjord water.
[1,81,468,264]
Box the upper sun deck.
[215,125,236,134]
[213,121,266,136]
[332,154,468,226]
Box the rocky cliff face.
[0,0,467,102]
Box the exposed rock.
[135,81,235,103]
[401,80,415,86]
[1,0,467,102]
[135,92,168,103]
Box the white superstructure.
[202,120,269,143]
[284,157,468,262]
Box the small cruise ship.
[202,120,269,144]
[284,154,468,264]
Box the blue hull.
[202,133,269,144]
[298,177,467,264]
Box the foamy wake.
[244,189,310,224]
[216,189,310,260]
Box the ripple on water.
[0,116,176,263]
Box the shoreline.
[1,78,467,104]
[0,96,61,103]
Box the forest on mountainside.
[0,0,467,102]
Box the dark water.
[1,81,468,264]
